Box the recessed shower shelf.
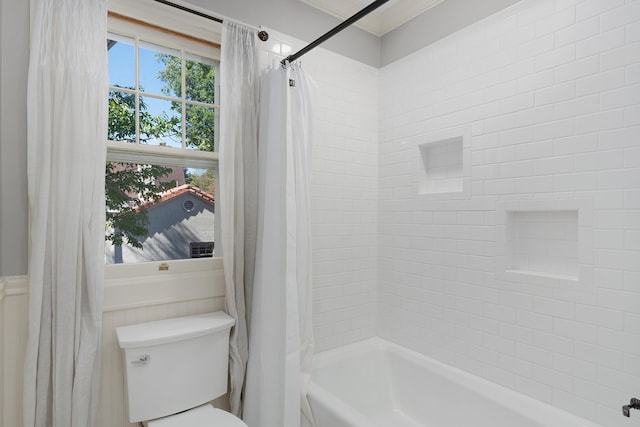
[496,199,594,289]
[419,137,463,194]
[504,269,578,282]
[507,210,579,279]
[416,127,470,198]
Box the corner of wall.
[380,0,521,67]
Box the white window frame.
[105,0,224,302]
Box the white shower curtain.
[24,1,107,426]
[243,62,316,427]
[219,21,260,416]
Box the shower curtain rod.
[281,0,390,65]
[150,0,389,63]
[153,0,223,23]
[151,0,270,41]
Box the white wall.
[379,1,640,426]
[305,46,380,351]
[0,0,29,277]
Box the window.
[106,7,221,265]
[107,34,218,150]
[190,242,214,258]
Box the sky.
[108,37,181,146]
[108,38,177,97]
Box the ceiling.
[301,0,446,36]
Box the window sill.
[104,257,225,312]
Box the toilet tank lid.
[116,311,235,349]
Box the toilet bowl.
[116,312,246,426]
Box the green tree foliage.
[108,90,136,142]
[157,55,216,151]
[106,87,176,249]
[185,168,216,195]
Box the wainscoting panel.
[98,296,225,427]
[1,276,29,427]
[0,271,226,427]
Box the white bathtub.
[308,338,602,427]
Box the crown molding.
[301,0,445,36]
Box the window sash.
[106,141,217,169]
[106,5,221,271]
[108,30,219,151]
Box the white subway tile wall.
[379,1,640,427]
[303,49,380,351]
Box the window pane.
[185,167,215,195]
[108,34,135,89]
[139,41,181,97]
[185,53,216,103]
[105,162,215,264]
[108,90,136,142]
[185,104,216,152]
[139,96,181,147]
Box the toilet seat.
[144,404,248,427]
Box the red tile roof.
[138,184,215,210]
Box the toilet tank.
[116,311,235,423]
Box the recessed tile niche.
[497,200,594,287]
[419,137,463,193]
[417,127,470,196]
[507,210,578,279]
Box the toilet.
[116,311,247,426]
